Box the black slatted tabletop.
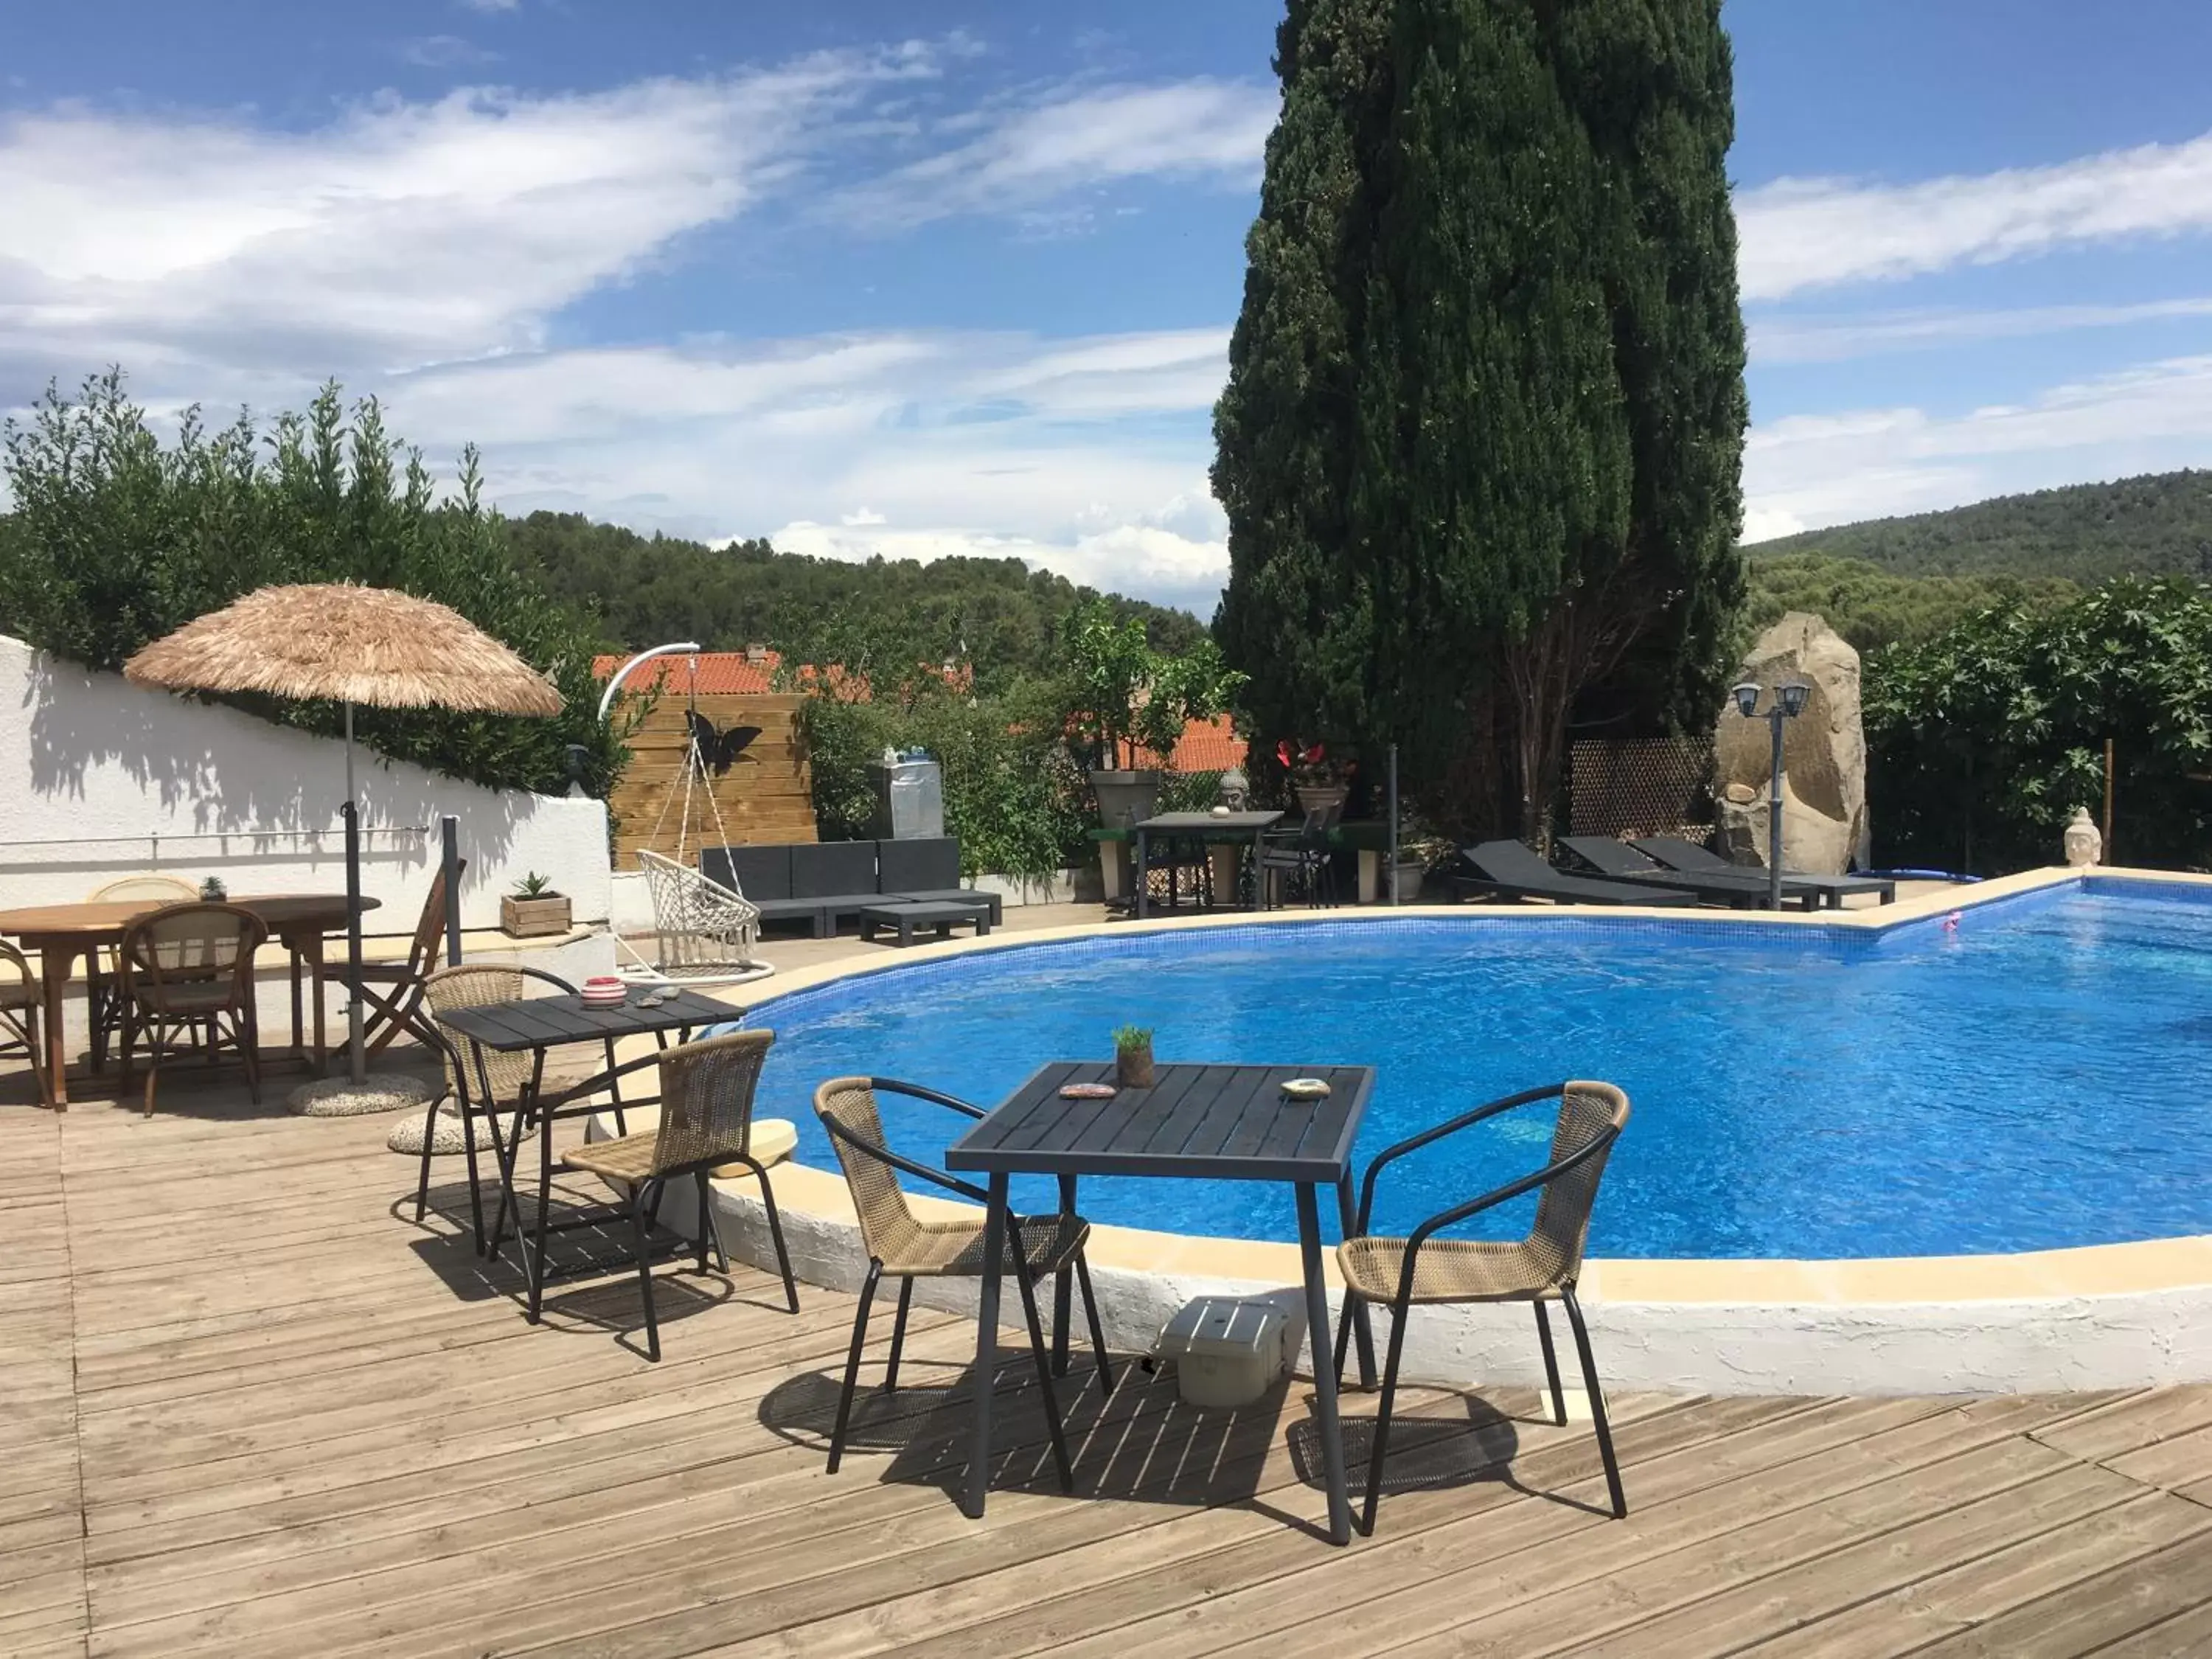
[947,1061,1373,1183]
[436,988,738,1053]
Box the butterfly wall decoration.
[684,710,763,776]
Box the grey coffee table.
[859,899,992,946]
[946,1059,1378,1544]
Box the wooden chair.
[1332,1080,1631,1535]
[0,941,51,1107]
[118,902,268,1117]
[812,1075,1114,1487]
[352,863,464,1058]
[563,1029,798,1361]
[84,874,198,1065]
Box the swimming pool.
[734,877,2212,1261]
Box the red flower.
[1276,739,1295,768]
[1302,742,1326,766]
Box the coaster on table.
[1279,1077,1332,1100]
[1059,1082,1118,1100]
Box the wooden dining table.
[0,892,379,1108]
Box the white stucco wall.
[0,632,610,933]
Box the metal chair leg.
[1332,1288,1360,1390]
[1360,1295,1413,1537]
[1534,1300,1567,1426]
[1560,1284,1625,1518]
[525,1117,554,1324]
[883,1277,914,1394]
[414,1085,448,1222]
[1074,1254,1115,1397]
[692,1170,713,1273]
[1012,1256,1074,1492]
[740,1157,800,1313]
[827,1262,881,1473]
[458,1091,487,1254]
[629,1186,661,1363]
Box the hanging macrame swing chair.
[616,651,775,988]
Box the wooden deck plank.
[6,1073,2211,1659]
[1904,1528,2212,1657]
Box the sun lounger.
[1630,836,1896,908]
[1455,841,1699,908]
[1558,836,1820,911]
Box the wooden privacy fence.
[610,693,817,869]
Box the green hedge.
[0,372,625,796]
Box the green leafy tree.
[1056,597,1244,768]
[1214,0,1746,837]
[0,371,623,795]
[1745,552,2077,655]
[1865,577,2212,873]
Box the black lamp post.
[1732,678,1812,910]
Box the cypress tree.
[1214,0,1746,836]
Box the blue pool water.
[732,879,2212,1259]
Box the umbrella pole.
[344,702,366,1085]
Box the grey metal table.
[945,1059,1378,1544]
[437,986,740,1310]
[1131,810,1282,919]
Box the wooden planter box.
[501,893,572,938]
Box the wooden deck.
[7,1072,2212,1658]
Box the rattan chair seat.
[1338,1234,1562,1304]
[877,1211,1091,1280]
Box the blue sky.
[4,1,2211,614]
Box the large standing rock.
[1713,613,1868,874]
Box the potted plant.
[1393,834,1452,905]
[198,874,228,901]
[1279,739,1354,819]
[501,872,571,938]
[1060,599,1245,832]
[1112,1023,1155,1089]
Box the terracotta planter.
[500,893,571,938]
[1115,1040,1155,1089]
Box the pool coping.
[653,863,2212,1392]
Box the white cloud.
[0,47,939,394]
[1751,296,2212,365]
[1744,353,2212,537]
[1737,131,2212,302]
[367,329,1234,608]
[824,80,1276,231]
[398,35,500,69]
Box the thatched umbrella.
[125,584,563,1082]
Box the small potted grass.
[1113,1024,1155,1089]
[501,871,571,938]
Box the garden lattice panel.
[1568,737,1714,842]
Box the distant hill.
[1751,469,2212,582]
[503,512,1206,693]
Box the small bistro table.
[1130,811,1282,920]
[0,891,380,1107]
[945,1059,1378,1545]
[434,986,740,1307]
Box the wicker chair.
[563,1029,797,1361]
[353,864,464,1058]
[813,1075,1115,1489]
[416,962,575,1251]
[1332,1080,1631,1535]
[0,941,50,1107]
[83,874,198,1065]
[118,902,268,1117]
[635,849,763,979]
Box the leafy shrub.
[0,372,624,796]
[1865,577,2212,873]
[794,678,1091,881]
